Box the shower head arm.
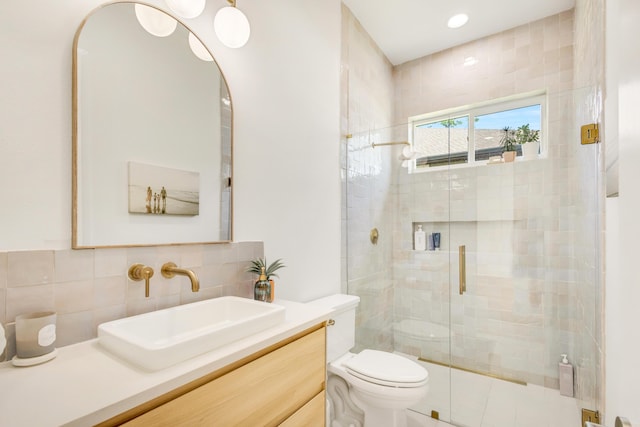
[371,141,410,148]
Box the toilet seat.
[343,350,428,388]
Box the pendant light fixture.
[134,4,177,37]
[188,33,214,61]
[214,0,251,48]
[165,0,206,19]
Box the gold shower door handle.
[459,245,466,295]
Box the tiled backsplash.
[0,242,263,357]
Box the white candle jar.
[15,311,57,359]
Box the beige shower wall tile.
[155,245,188,266]
[394,12,574,122]
[0,252,7,289]
[93,305,126,332]
[93,276,126,308]
[236,241,265,263]
[56,311,95,346]
[55,249,94,282]
[126,246,160,272]
[7,250,54,287]
[203,242,238,265]
[6,284,54,320]
[181,286,222,305]
[217,262,244,287]
[126,297,157,317]
[225,281,251,299]
[54,280,94,314]
[156,294,181,310]
[94,248,127,278]
[179,244,204,268]
[0,289,5,325]
[199,264,225,288]
[153,271,184,297]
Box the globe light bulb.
[165,0,206,19]
[135,4,177,37]
[188,32,213,61]
[214,5,251,48]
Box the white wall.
[0,0,342,301]
[227,0,342,302]
[605,0,640,424]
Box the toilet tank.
[308,294,360,362]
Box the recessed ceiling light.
[448,13,469,29]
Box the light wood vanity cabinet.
[103,324,326,427]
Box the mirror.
[72,2,232,248]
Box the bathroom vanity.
[111,326,325,426]
[0,300,330,426]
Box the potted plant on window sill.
[500,126,517,163]
[516,124,540,160]
[247,258,285,303]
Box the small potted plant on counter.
[500,126,518,163]
[515,123,540,160]
[247,258,285,302]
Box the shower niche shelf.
[412,216,523,223]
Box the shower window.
[414,116,469,167]
[410,92,545,170]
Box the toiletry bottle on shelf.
[433,232,441,251]
[559,354,574,397]
[414,225,426,251]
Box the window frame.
[408,91,547,172]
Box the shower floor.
[407,360,582,427]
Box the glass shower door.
[447,88,602,427]
[446,102,550,426]
[397,114,471,423]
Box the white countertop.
[0,299,331,427]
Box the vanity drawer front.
[123,327,325,426]
[279,390,325,427]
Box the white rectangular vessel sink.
[98,296,286,370]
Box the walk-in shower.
[343,88,603,427]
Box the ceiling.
[341,0,576,66]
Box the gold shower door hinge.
[582,408,600,425]
[581,123,600,144]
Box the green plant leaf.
[500,126,517,152]
[515,123,539,144]
[246,257,286,279]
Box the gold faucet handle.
[128,264,154,297]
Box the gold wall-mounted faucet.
[128,264,154,297]
[161,262,200,292]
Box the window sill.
[409,153,548,174]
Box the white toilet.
[309,294,429,427]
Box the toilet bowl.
[308,294,429,427]
[330,350,429,426]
